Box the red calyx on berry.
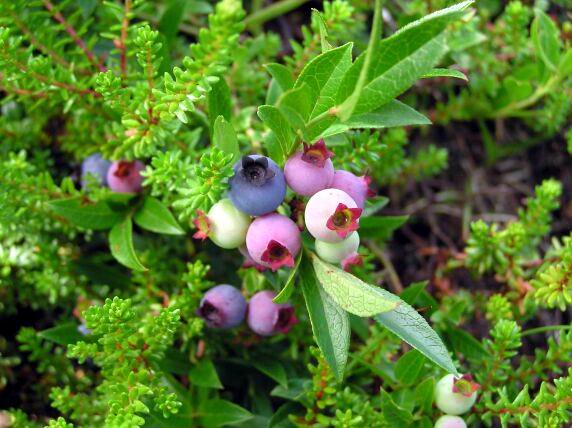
[301,139,334,168]
[260,239,295,271]
[326,203,362,238]
[452,374,480,397]
[192,210,210,241]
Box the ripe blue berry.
[434,415,467,428]
[246,213,301,271]
[81,153,111,188]
[198,285,247,329]
[330,170,373,209]
[247,290,296,336]
[107,160,145,193]
[228,155,286,216]
[315,232,362,270]
[435,374,479,415]
[193,199,251,249]
[284,140,334,196]
[305,188,362,243]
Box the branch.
[42,0,107,72]
[119,0,132,80]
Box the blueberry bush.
[0,0,570,427]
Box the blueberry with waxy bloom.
[81,153,111,188]
[434,415,467,428]
[305,188,362,243]
[284,140,334,196]
[193,199,251,249]
[330,170,374,209]
[315,232,362,271]
[107,160,145,193]
[246,213,301,271]
[197,284,247,329]
[247,290,297,336]
[435,374,480,415]
[228,155,286,216]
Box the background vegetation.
[0,0,570,427]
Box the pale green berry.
[209,199,251,249]
[435,374,478,415]
[315,232,360,264]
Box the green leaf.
[198,400,253,427]
[257,106,296,165]
[269,402,302,428]
[265,63,294,92]
[363,196,390,217]
[109,217,147,271]
[212,116,240,161]
[380,388,413,427]
[252,355,288,387]
[208,78,232,128]
[344,101,431,130]
[157,348,192,375]
[271,378,312,402]
[338,1,473,116]
[447,327,488,361]
[313,9,332,52]
[399,281,428,306]
[532,9,561,71]
[274,252,302,304]
[295,43,353,119]
[39,322,84,345]
[72,259,131,290]
[48,197,125,230]
[421,68,468,81]
[559,48,572,75]
[395,350,426,384]
[189,359,223,389]
[277,84,313,130]
[300,256,350,381]
[414,377,435,413]
[359,215,408,241]
[375,302,457,375]
[311,253,399,316]
[159,0,187,43]
[133,197,185,235]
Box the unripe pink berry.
[284,140,334,196]
[107,160,144,193]
[434,415,467,428]
[246,213,301,271]
[305,189,362,243]
[330,170,373,209]
[247,290,296,336]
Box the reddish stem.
[119,0,132,80]
[43,0,107,72]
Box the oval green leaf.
[48,197,125,230]
[109,217,147,271]
[311,253,399,316]
[133,197,185,235]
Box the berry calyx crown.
[192,210,210,240]
[326,203,362,238]
[301,139,334,168]
[452,374,480,397]
[240,156,275,186]
[114,160,135,178]
[261,240,295,271]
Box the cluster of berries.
[81,153,144,193]
[197,285,296,336]
[434,374,480,428]
[193,140,371,272]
